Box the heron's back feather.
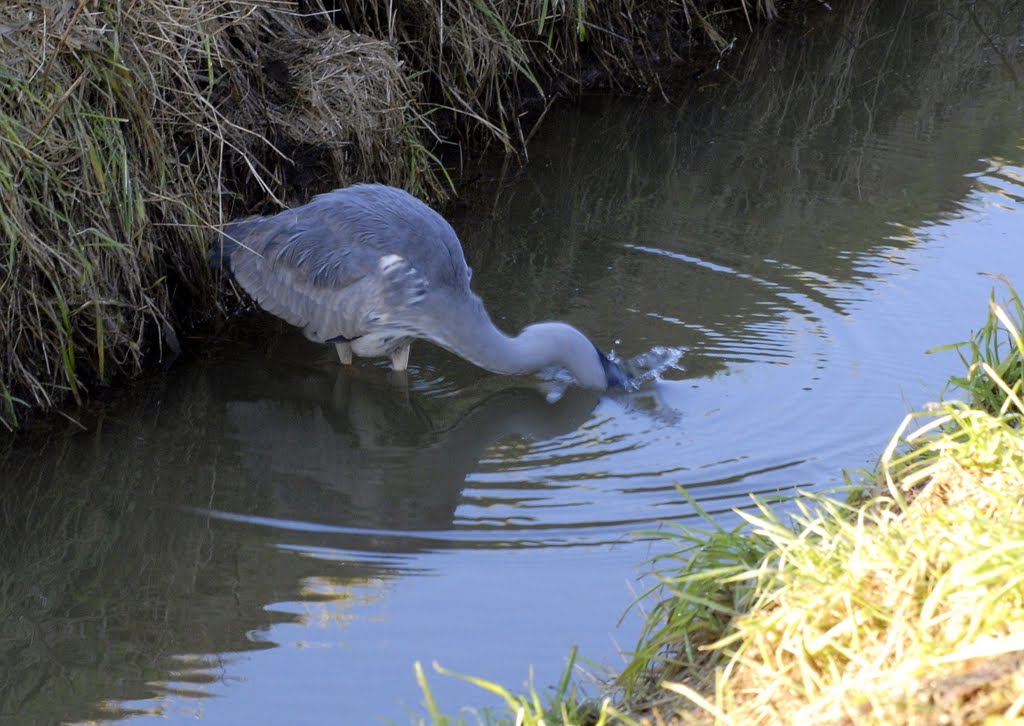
[216,184,471,344]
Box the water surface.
[2,1,1023,723]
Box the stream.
[2,1,1023,723]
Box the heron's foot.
[335,342,353,365]
[390,344,411,372]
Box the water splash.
[614,345,686,390]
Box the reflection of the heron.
[205,344,602,538]
[0,338,608,723]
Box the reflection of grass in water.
[684,0,1024,264]
[298,575,387,630]
[0,476,276,722]
[450,0,1024,360]
[0,446,151,720]
[0,377,272,723]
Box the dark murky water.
[3,1,1024,723]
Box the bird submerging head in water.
[211,183,632,390]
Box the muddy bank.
[0,0,795,429]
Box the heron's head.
[514,322,633,390]
[595,345,633,390]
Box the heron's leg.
[335,342,353,365]
[390,344,411,372]
[387,368,410,394]
[331,368,352,409]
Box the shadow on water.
[1,0,1023,722]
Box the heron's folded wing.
[223,217,427,343]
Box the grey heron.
[211,183,631,390]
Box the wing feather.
[218,185,448,343]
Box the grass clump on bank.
[622,281,1024,724]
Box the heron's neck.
[432,301,606,388]
[465,323,580,375]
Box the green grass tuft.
[932,275,1024,418]
[413,648,637,726]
